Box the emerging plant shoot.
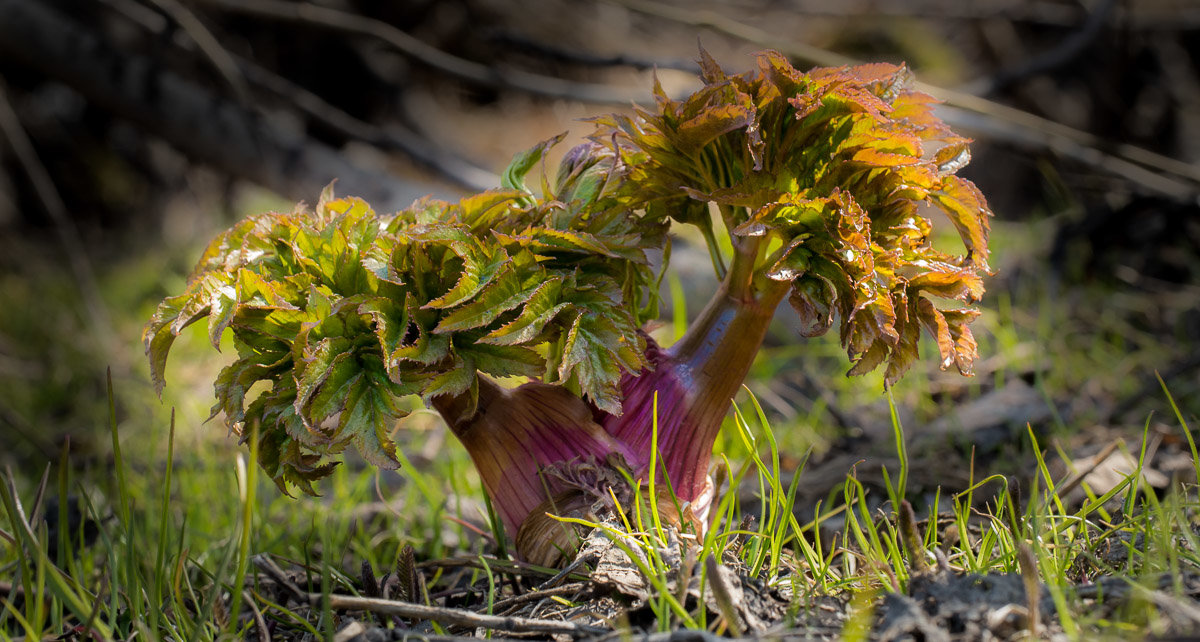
[146,51,991,566]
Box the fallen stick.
[486,581,589,614]
[308,592,607,636]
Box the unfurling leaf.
[789,276,836,337]
[502,133,566,198]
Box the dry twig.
[486,581,589,615]
[309,593,607,636]
[251,554,307,601]
[195,0,657,105]
[143,0,252,105]
[101,0,497,192]
[0,79,112,340]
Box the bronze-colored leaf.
[884,292,920,385]
[916,296,954,370]
[931,175,992,272]
[789,276,836,337]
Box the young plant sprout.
[145,51,991,566]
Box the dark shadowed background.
[1,0,1198,498]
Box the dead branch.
[608,0,854,68]
[194,0,657,105]
[143,0,252,106]
[964,0,1119,95]
[0,0,441,213]
[98,0,498,192]
[0,80,112,341]
[485,581,589,614]
[309,592,608,636]
[487,30,701,73]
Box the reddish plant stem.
[602,276,789,504]
[431,380,634,535]
[430,240,791,543]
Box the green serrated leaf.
[144,294,190,394]
[424,242,508,310]
[303,351,363,431]
[340,374,404,469]
[206,279,238,349]
[211,355,279,425]
[422,357,477,402]
[294,337,355,427]
[481,277,569,345]
[358,297,410,364]
[557,312,623,414]
[238,268,301,310]
[502,133,566,196]
[456,191,525,232]
[392,306,451,365]
[460,343,544,379]
[434,266,545,333]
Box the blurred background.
[1,0,1198,510]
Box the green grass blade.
[228,421,260,639]
[0,471,113,639]
[1157,372,1200,488]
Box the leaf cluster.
[144,50,995,492]
[144,142,665,491]
[594,50,992,383]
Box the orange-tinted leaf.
[675,99,755,155]
[847,338,889,376]
[850,147,923,167]
[916,296,954,370]
[931,175,992,272]
[933,139,972,174]
[697,46,726,84]
[942,308,981,375]
[884,293,920,385]
[916,296,980,375]
[908,268,985,303]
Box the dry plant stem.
[101,0,498,191]
[485,581,588,614]
[307,593,607,635]
[143,0,251,105]
[414,556,564,578]
[1055,439,1121,499]
[607,0,854,69]
[252,554,307,601]
[0,78,112,342]
[242,589,271,642]
[897,500,928,573]
[1015,539,1041,638]
[195,0,654,105]
[0,0,432,212]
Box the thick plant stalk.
[436,254,792,558]
[431,379,634,537]
[603,258,791,510]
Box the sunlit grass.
[3,360,1199,639]
[2,196,1199,639]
